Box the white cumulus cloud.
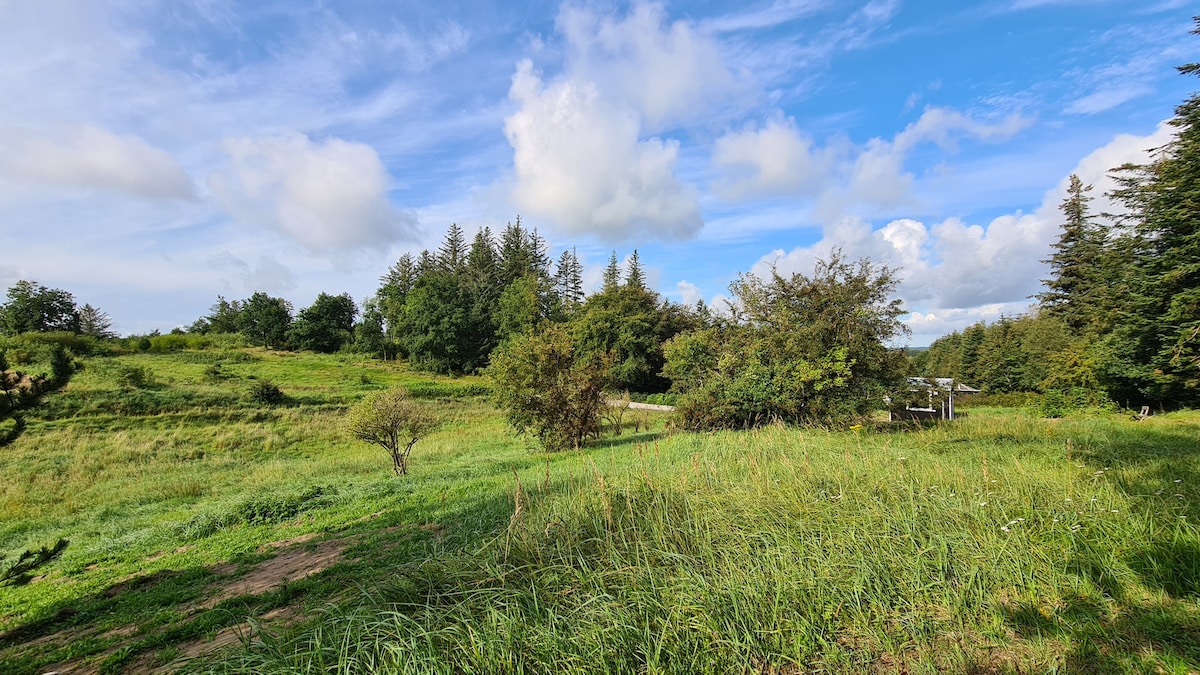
[676,280,703,305]
[745,121,1175,343]
[712,116,828,199]
[208,134,416,253]
[505,60,702,240]
[712,106,1030,220]
[503,2,746,241]
[557,2,738,129]
[0,125,194,199]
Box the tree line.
[915,20,1200,409]
[182,218,705,394]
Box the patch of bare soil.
[201,536,352,609]
[141,602,307,673]
[21,535,355,675]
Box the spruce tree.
[499,218,533,287]
[556,248,585,309]
[1107,20,1200,404]
[625,249,647,291]
[1037,175,1105,330]
[602,251,621,294]
[437,223,467,276]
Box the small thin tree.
[345,389,440,475]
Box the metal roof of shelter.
[906,377,981,393]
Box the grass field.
[2,348,1199,673]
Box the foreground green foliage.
[1,349,1198,674]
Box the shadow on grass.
[1005,586,1200,673]
[1075,420,1200,521]
[999,418,1200,672]
[591,431,667,450]
[0,488,525,675]
[0,415,25,447]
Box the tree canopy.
[0,281,81,335]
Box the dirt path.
[25,534,357,675]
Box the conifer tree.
[416,250,437,278]
[625,249,647,291]
[556,248,585,309]
[437,223,467,276]
[602,251,621,294]
[1105,20,1200,404]
[499,217,533,287]
[378,253,417,349]
[1037,175,1106,330]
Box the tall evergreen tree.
[1106,20,1200,404]
[625,249,646,291]
[602,251,622,294]
[377,254,418,350]
[556,248,585,310]
[499,218,533,287]
[437,223,467,276]
[1037,174,1106,330]
[78,304,116,339]
[529,228,552,280]
[416,250,437,278]
[463,227,502,364]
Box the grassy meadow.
[2,348,1199,673]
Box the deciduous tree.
[0,281,80,335]
[345,389,440,476]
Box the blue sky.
[1,0,1197,345]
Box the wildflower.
[1001,526,1010,532]
[1175,479,1183,483]
[979,502,988,506]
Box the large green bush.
[487,324,612,451]
[664,252,908,430]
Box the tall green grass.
[198,412,1200,674]
[2,348,1198,674]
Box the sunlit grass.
[2,348,1198,674]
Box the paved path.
[607,400,675,412]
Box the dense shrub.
[1039,387,1116,418]
[487,324,611,451]
[249,379,285,405]
[113,364,155,390]
[956,391,1043,409]
[235,485,335,525]
[664,252,907,430]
